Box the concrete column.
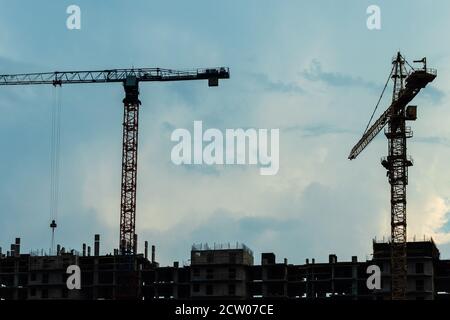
[133,234,138,254]
[15,238,20,257]
[94,234,100,256]
[144,241,148,260]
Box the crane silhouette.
[348,52,436,299]
[0,67,230,255]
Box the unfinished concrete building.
[1,238,450,300]
[0,235,157,300]
[190,243,254,299]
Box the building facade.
[1,238,450,300]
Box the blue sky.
[0,0,449,265]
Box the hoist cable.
[363,64,395,135]
[50,86,62,253]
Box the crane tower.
[348,52,436,299]
[0,67,230,255]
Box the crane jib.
[348,69,436,160]
[0,67,230,86]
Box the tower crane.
[348,52,436,299]
[0,67,230,255]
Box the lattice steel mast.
[383,52,410,299]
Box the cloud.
[2,0,450,265]
[416,136,450,148]
[300,60,381,92]
[136,179,385,265]
[0,55,41,74]
[300,60,445,105]
[421,85,445,105]
[249,72,304,94]
[283,123,354,137]
[410,196,450,244]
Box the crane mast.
[0,67,230,256]
[348,52,436,299]
[120,76,141,254]
[384,53,410,299]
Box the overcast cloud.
[0,0,449,266]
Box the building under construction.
[1,237,450,300]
